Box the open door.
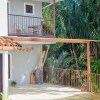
[0,54,3,92]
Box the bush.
[0,93,8,100]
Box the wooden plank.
[0,45,33,51]
[87,42,91,92]
[41,45,50,69]
[42,51,46,62]
[0,46,15,50]
[30,38,89,43]
[7,36,91,44]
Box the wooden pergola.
[0,37,33,51]
[6,36,92,92]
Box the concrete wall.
[9,44,41,85]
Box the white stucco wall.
[8,0,42,34]
[0,0,8,36]
[0,0,8,96]
[9,44,41,85]
[9,0,42,17]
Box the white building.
[0,0,56,96]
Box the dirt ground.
[8,84,85,100]
[58,93,100,100]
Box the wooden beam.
[53,0,56,36]
[41,45,50,69]
[7,37,91,44]
[30,38,89,43]
[0,46,33,51]
[87,42,91,92]
[0,46,16,50]
[42,51,46,61]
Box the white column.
[3,51,8,96]
[0,0,8,96]
[0,0,8,36]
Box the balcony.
[8,14,55,38]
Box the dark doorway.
[0,54,3,92]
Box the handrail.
[8,14,43,19]
[8,14,55,37]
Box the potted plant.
[11,81,17,87]
[81,83,86,92]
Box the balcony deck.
[8,14,55,38]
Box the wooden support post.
[53,0,56,36]
[41,45,50,69]
[40,44,43,70]
[40,44,43,84]
[87,42,91,92]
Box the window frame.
[24,3,35,15]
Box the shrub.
[0,93,8,100]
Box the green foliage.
[11,80,17,85]
[61,56,73,68]
[94,34,100,40]
[81,83,86,88]
[91,59,100,74]
[43,0,100,39]
[45,43,87,70]
[0,93,8,100]
[43,0,100,73]
[63,0,100,39]
[46,51,69,68]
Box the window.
[24,3,35,15]
[8,53,12,79]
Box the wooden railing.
[91,73,100,92]
[43,67,100,92]
[8,14,55,37]
[43,67,87,88]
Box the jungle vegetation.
[43,0,100,74]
